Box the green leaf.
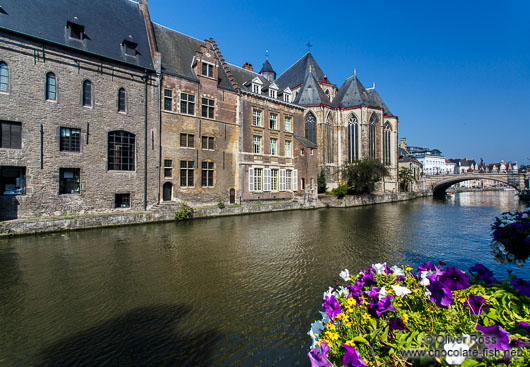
[351,336,369,345]
[460,360,481,367]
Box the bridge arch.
[430,175,522,198]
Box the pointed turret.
[259,59,276,82]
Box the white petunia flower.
[339,269,350,282]
[323,287,337,300]
[378,286,388,300]
[391,284,411,297]
[444,342,469,365]
[308,320,324,349]
[373,263,387,275]
[338,286,349,298]
[390,265,405,276]
[319,311,330,325]
[419,271,433,287]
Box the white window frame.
[254,168,263,191]
[286,170,292,190]
[285,140,292,157]
[249,168,254,191]
[271,169,278,191]
[284,116,292,132]
[270,138,277,156]
[293,170,298,191]
[270,113,278,130]
[252,109,262,127]
[253,135,262,154]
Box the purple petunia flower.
[511,339,527,348]
[512,277,530,297]
[439,266,470,291]
[365,287,380,298]
[369,295,396,317]
[427,280,453,308]
[517,321,530,333]
[322,295,342,320]
[469,264,497,286]
[343,344,368,367]
[418,262,436,272]
[476,324,510,351]
[395,275,405,283]
[308,342,333,367]
[388,317,406,331]
[465,294,489,315]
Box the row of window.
[0,62,129,112]
[252,135,292,156]
[248,168,298,192]
[0,121,135,171]
[179,133,215,150]
[250,81,292,102]
[252,109,293,132]
[163,159,215,188]
[164,90,215,119]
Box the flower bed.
[491,207,530,264]
[308,262,530,366]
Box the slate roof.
[332,75,377,108]
[259,59,275,74]
[293,71,331,106]
[153,23,234,90]
[275,52,326,89]
[399,148,422,165]
[226,63,271,91]
[0,0,154,70]
[366,87,393,116]
[295,135,318,149]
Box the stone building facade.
[274,53,399,192]
[0,0,159,220]
[227,62,318,201]
[152,24,240,204]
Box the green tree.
[341,159,389,195]
[317,169,327,194]
[399,167,415,192]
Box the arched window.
[383,123,392,166]
[45,72,56,101]
[82,80,92,106]
[305,113,316,144]
[347,114,359,163]
[108,131,135,171]
[0,62,8,92]
[325,115,333,163]
[368,113,378,159]
[118,88,126,112]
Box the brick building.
[227,62,318,201]
[0,0,159,219]
[152,24,240,204]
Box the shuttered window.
[0,121,21,149]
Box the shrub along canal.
[0,191,528,366]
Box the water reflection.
[0,191,528,366]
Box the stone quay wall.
[0,192,427,237]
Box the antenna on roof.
[306,41,312,52]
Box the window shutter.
[264,168,271,191]
[279,169,286,191]
[293,170,298,191]
[11,123,21,149]
[249,168,254,192]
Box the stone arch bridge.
[423,173,527,198]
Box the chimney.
[242,62,253,71]
[399,138,407,151]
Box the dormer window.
[122,41,138,56]
[269,89,277,98]
[67,22,85,40]
[283,87,292,103]
[250,77,263,95]
[201,62,213,77]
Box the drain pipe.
[157,72,162,203]
[144,72,148,211]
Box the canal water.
[0,191,528,366]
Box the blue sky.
[149,0,530,165]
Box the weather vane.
[265,49,269,59]
[306,41,312,52]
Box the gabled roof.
[153,23,233,89]
[226,63,271,91]
[293,71,331,106]
[275,52,326,89]
[366,87,392,116]
[332,75,376,108]
[0,0,154,70]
